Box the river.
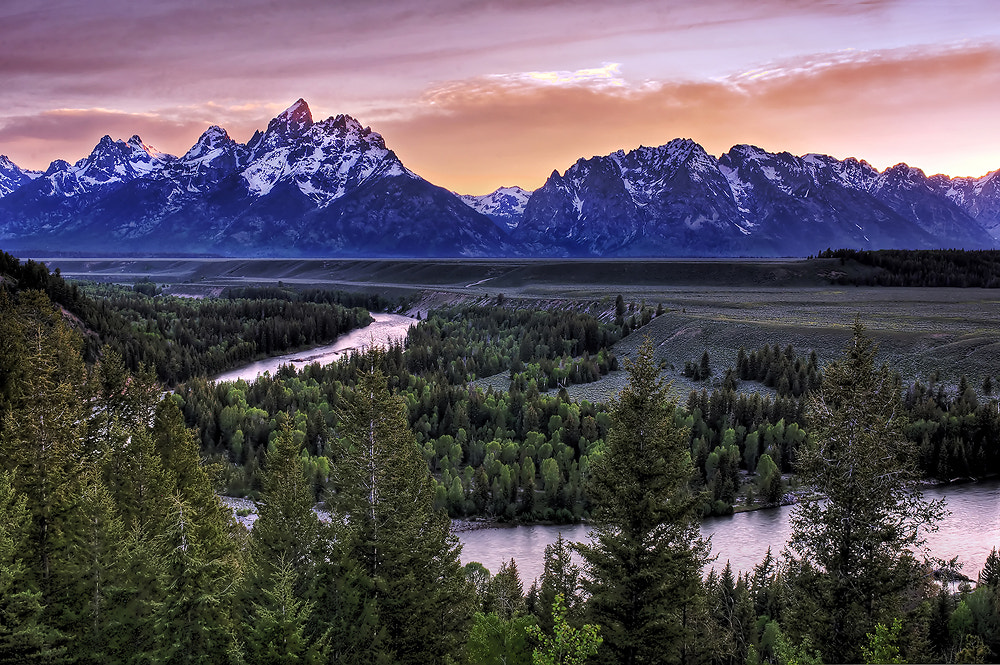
[213,312,417,383]
[458,479,1000,584]
[211,314,1000,586]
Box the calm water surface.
[459,480,1000,584]
[213,312,416,383]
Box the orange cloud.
[379,46,1000,193]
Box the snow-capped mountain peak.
[268,98,314,135]
[0,155,41,197]
[182,125,236,161]
[239,105,410,203]
[460,186,532,230]
[1,100,998,257]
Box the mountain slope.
[0,100,508,257]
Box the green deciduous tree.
[466,610,536,665]
[526,594,602,665]
[575,338,709,664]
[787,321,946,661]
[862,618,903,664]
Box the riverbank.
[212,311,417,383]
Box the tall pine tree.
[327,353,473,664]
[786,320,946,662]
[575,337,709,665]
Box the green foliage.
[242,557,327,665]
[409,303,620,387]
[787,320,947,662]
[0,471,65,662]
[251,421,321,582]
[329,355,473,664]
[755,454,783,505]
[576,337,709,663]
[526,594,602,665]
[862,618,903,664]
[535,533,583,633]
[736,344,821,398]
[747,619,823,665]
[980,547,1000,587]
[467,612,536,665]
[484,559,526,620]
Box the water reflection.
[213,312,415,383]
[459,479,1000,584]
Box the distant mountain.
[934,169,1000,242]
[0,100,997,257]
[459,186,532,231]
[514,142,998,256]
[0,100,509,257]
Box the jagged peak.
[882,162,927,180]
[268,98,313,134]
[493,185,531,196]
[726,144,771,161]
[44,159,71,175]
[190,125,233,150]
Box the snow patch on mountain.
[460,186,532,230]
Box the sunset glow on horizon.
[2,0,999,194]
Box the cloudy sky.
[1,0,998,193]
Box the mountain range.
[1,99,998,257]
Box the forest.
[2,252,1000,663]
[815,248,1000,287]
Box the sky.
[1,0,999,194]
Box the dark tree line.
[81,284,372,385]
[815,248,1000,288]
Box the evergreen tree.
[153,398,240,565]
[243,422,326,661]
[980,547,1000,587]
[149,495,239,664]
[484,559,525,620]
[787,320,946,661]
[250,421,321,582]
[575,338,709,665]
[0,290,87,602]
[243,557,327,665]
[329,354,473,664]
[54,480,128,664]
[536,533,583,633]
[149,401,242,663]
[0,471,65,662]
